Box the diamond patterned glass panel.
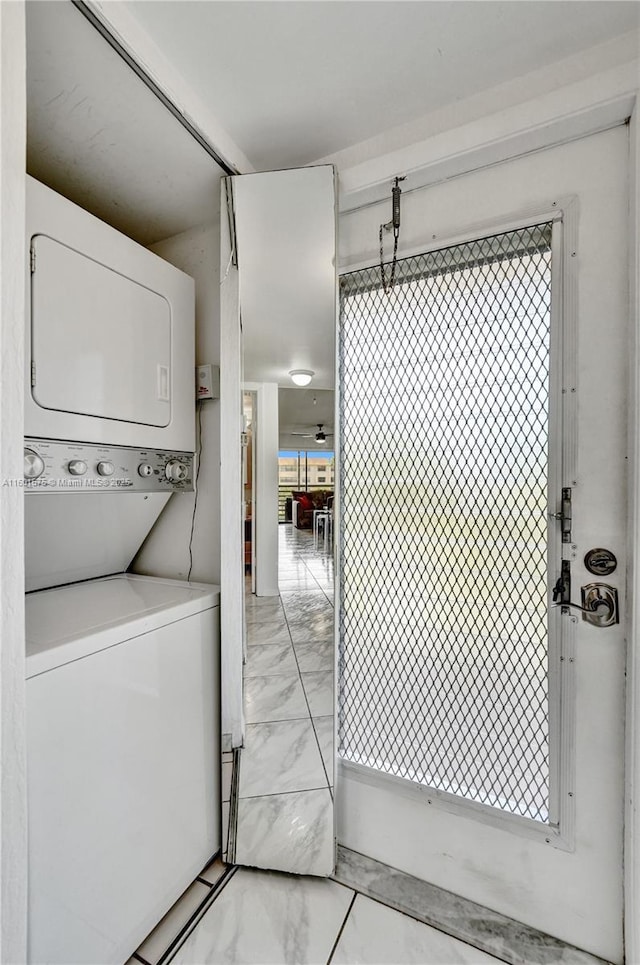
[339,224,554,823]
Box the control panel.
[23,439,194,493]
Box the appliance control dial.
[165,459,189,482]
[96,461,114,477]
[24,448,45,480]
[138,463,153,477]
[68,460,88,476]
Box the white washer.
[26,574,220,965]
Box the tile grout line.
[281,585,333,793]
[161,865,240,965]
[325,891,358,965]
[282,525,335,793]
[238,784,331,801]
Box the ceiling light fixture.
[289,369,314,387]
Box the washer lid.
[25,574,220,678]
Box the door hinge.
[31,361,36,387]
[549,487,572,543]
[30,246,36,274]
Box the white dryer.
[25,176,195,452]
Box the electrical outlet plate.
[196,364,220,401]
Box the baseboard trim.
[332,846,611,965]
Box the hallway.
[234,524,335,871]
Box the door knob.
[581,583,619,628]
[552,581,619,627]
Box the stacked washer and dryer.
[23,177,220,964]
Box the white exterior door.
[337,126,629,963]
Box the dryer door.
[30,234,171,427]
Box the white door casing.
[0,2,27,962]
[337,126,629,963]
[243,382,280,598]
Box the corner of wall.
[132,218,223,585]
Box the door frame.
[337,201,578,851]
[243,381,280,598]
[625,104,640,963]
[2,4,639,958]
[0,2,27,962]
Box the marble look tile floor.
[132,860,508,965]
[235,524,336,876]
[133,849,610,965]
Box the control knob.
[165,459,189,483]
[24,448,45,480]
[138,463,153,477]
[97,461,115,477]
[68,459,88,476]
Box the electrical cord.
[187,401,204,581]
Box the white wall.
[132,217,222,584]
[0,3,27,961]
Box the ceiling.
[279,388,335,451]
[125,0,639,172]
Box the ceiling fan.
[290,424,334,444]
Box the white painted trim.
[547,214,570,844]
[338,760,571,852]
[219,179,245,749]
[320,32,639,173]
[0,2,27,960]
[625,98,640,965]
[243,382,279,597]
[81,1,254,176]
[554,196,580,855]
[340,202,566,275]
[339,59,638,212]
